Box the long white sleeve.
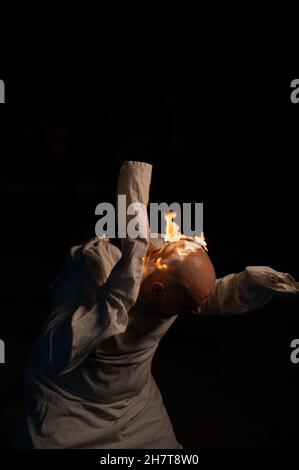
[201,266,299,316]
[32,161,152,375]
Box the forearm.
[201,266,299,316]
[37,161,152,374]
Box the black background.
[0,70,298,448]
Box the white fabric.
[15,161,181,449]
[202,266,299,316]
[14,161,298,448]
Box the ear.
[151,281,166,299]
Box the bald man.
[140,239,216,318]
[15,161,299,449]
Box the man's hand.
[202,266,299,316]
[244,266,299,296]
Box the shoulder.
[71,237,122,284]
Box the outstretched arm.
[33,161,152,375]
[201,266,299,316]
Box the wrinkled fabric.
[15,161,181,449]
[14,161,299,449]
[202,266,299,316]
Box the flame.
[144,210,208,277]
[154,257,168,270]
[164,210,208,252]
[164,211,181,242]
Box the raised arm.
[201,266,299,316]
[33,161,152,375]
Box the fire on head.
[139,212,216,317]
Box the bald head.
[139,239,216,317]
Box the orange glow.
[164,211,181,242]
[144,211,208,277]
[164,211,208,252]
[154,257,168,270]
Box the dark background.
[0,72,298,448]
